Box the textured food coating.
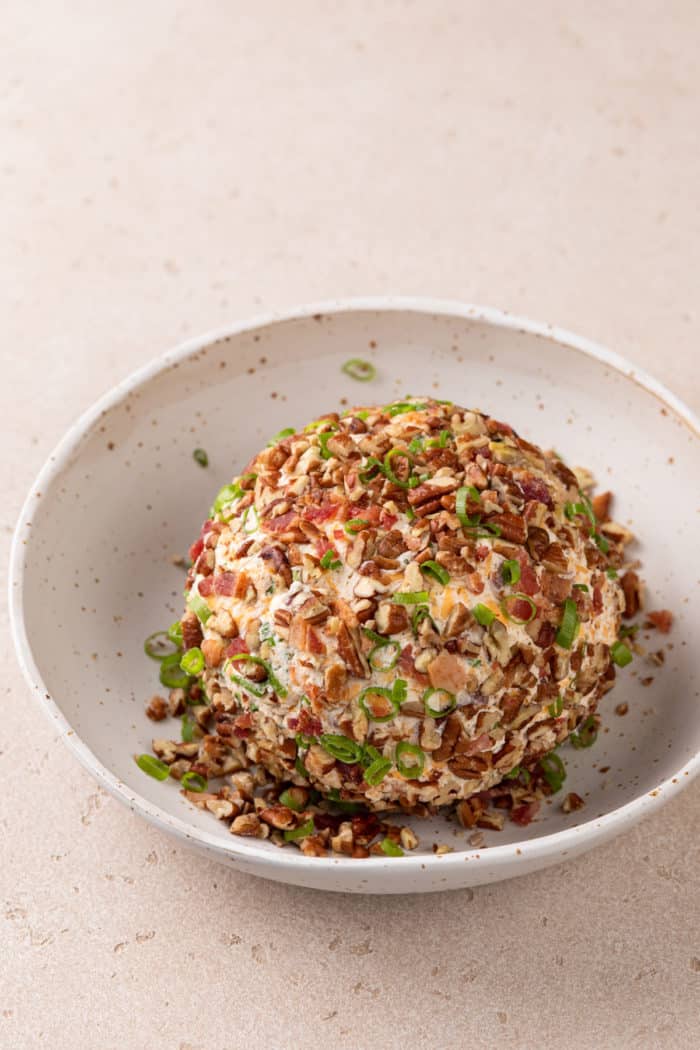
[183,398,624,811]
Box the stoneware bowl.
[10,299,700,893]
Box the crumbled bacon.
[644,609,673,633]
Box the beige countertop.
[3,3,699,1047]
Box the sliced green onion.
[342,358,376,382]
[268,426,295,445]
[167,620,184,646]
[187,588,212,624]
[593,532,610,554]
[572,583,589,592]
[359,456,384,484]
[357,685,400,722]
[383,447,415,489]
[159,652,191,689]
[345,518,369,534]
[548,695,564,718]
[380,837,404,857]
[500,593,537,625]
[540,751,567,792]
[501,559,521,586]
[284,818,315,842]
[385,400,427,417]
[181,771,207,792]
[227,654,288,698]
[408,436,424,454]
[564,501,586,520]
[411,605,435,635]
[405,506,416,522]
[181,715,195,742]
[606,567,618,579]
[294,755,309,779]
[364,756,392,786]
[555,598,579,649]
[368,640,400,672]
[570,715,598,749]
[326,789,364,813]
[420,560,450,586]
[135,754,170,781]
[144,630,179,661]
[455,486,480,529]
[278,788,305,811]
[392,679,407,704]
[427,429,452,449]
[211,482,243,516]
[304,417,336,433]
[472,603,495,627]
[505,765,531,785]
[318,427,339,459]
[319,734,363,764]
[423,686,456,718]
[395,741,425,778]
[392,590,429,605]
[610,640,633,667]
[242,505,259,534]
[193,448,209,468]
[180,647,204,676]
[319,549,341,570]
[618,624,639,640]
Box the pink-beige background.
[2,2,699,1047]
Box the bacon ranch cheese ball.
[181,398,625,811]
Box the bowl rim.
[9,296,700,879]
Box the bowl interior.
[15,306,700,885]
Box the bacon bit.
[540,572,570,603]
[645,609,673,634]
[510,800,540,826]
[509,597,537,622]
[461,732,492,755]
[592,584,603,614]
[198,575,215,597]
[398,645,429,685]
[474,544,490,562]
[232,713,253,738]
[427,650,474,693]
[315,538,335,557]
[214,572,238,597]
[188,536,204,562]
[351,813,382,843]
[223,638,249,658]
[379,510,398,529]
[518,475,552,508]
[516,556,540,596]
[303,503,338,523]
[264,509,298,533]
[465,571,485,595]
[348,502,380,524]
[535,622,557,648]
[297,709,323,737]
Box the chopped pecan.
[540,572,571,603]
[145,695,168,721]
[181,611,203,650]
[541,542,568,573]
[336,622,369,678]
[431,713,462,761]
[490,511,527,544]
[644,609,673,633]
[448,753,491,779]
[526,525,550,561]
[620,570,643,618]
[374,601,409,635]
[201,638,224,668]
[561,792,585,813]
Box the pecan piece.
[490,512,527,545]
[620,570,643,618]
[145,695,168,721]
[540,542,568,574]
[336,622,369,678]
[181,611,203,650]
[374,601,409,635]
[526,525,550,561]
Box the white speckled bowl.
[10,300,700,893]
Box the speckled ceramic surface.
[10,300,700,893]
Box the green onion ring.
[419,560,450,586]
[472,603,496,627]
[181,771,208,792]
[501,559,521,586]
[357,685,400,723]
[380,837,404,857]
[319,734,363,764]
[180,647,205,676]
[342,358,376,382]
[284,818,315,842]
[423,686,457,718]
[555,598,579,649]
[540,751,567,792]
[395,741,425,778]
[135,754,170,781]
[159,652,191,689]
[228,653,288,698]
[144,630,179,661]
[368,640,401,672]
[392,591,429,605]
[500,593,537,625]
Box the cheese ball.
[181,398,624,811]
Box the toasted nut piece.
[205,798,235,820]
[562,792,585,813]
[476,809,505,831]
[305,743,336,777]
[620,570,643,618]
[201,638,224,667]
[299,835,328,857]
[399,826,419,850]
[230,813,269,838]
[443,602,472,638]
[145,695,168,721]
[259,805,297,830]
[375,601,409,635]
[168,688,186,716]
[330,822,354,855]
[229,772,256,800]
